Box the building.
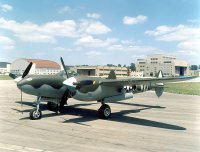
[0,62,10,75]
[130,71,143,78]
[136,54,189,77]
[189,70,200,77]
[194,70,200,76]
[11,58,61,75]
[75,66,128,78]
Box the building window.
[164,61,171,63]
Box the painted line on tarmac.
[0,142,53,152]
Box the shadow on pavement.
[14,101,185,131]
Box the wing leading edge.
[100,75,196,88]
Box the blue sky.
[0,0,200,65]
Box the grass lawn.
[0,75,13,80]
[164,82,200,96]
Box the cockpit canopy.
[56,70,78,78]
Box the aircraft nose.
[17,79,25,89]
[17,77,33,89]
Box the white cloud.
[87,13,101,19]
[76,35,156,53]
[85,21,111,35]
[41,20,77,37]
[177,40,200,52]
[17,34,56,43]
[78,19,112,35]
[123,15,147,25]
[0,35,15,49]
[0,18,112,44]
[187,19,200,24]
[145,24,200,41]
[53,47,72,51]
[108,39,156,52]
[108,44,155,52]
[86,51,104,58]
[58,6,72,14]
[145,24,200,63]
[0,17,77,43]
[1,4,13,12]
[75,35,117,48]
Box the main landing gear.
[47,98,67,113]
[98,103,111,119]
[47,102,58,111]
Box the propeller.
[13,62,33,114]
[60,57,69,78]
[22,62,33,78]
[14,62,33,82]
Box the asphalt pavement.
[0,80,200,152]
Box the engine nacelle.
[103,93,133,102]
[132,84,150,93]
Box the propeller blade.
[22,62,33,78]
[60,57,69,78]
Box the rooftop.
[25,59,60,69]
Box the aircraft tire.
[98,104,111,119]
[30,108,42,120]
[47,102,58,111]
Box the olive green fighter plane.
[14,57,195,120]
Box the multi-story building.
[130,71,143,78]
[0,62,10,75]
[11,58,61,75]
[75,66,128,78]
[136,54,189,77]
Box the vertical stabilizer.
[108,70,116,79]
[157,70,164,78]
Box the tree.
[130,63,136,71]
[190,65,198,70]
[118,64,121,67]
[107,64,116,67]
[199,65,200,69]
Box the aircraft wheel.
[98,104,111,119]
[47,102,58,111]
[30,108,42,120]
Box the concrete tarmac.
[0,80,200,152]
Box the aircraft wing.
[99,76,196,88]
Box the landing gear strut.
[58,97,68,113]
[30,97,42,120]
[46,96,68,113]
[47,102,58,111]
[98,104,111,119]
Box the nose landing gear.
[30,97,42,120]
